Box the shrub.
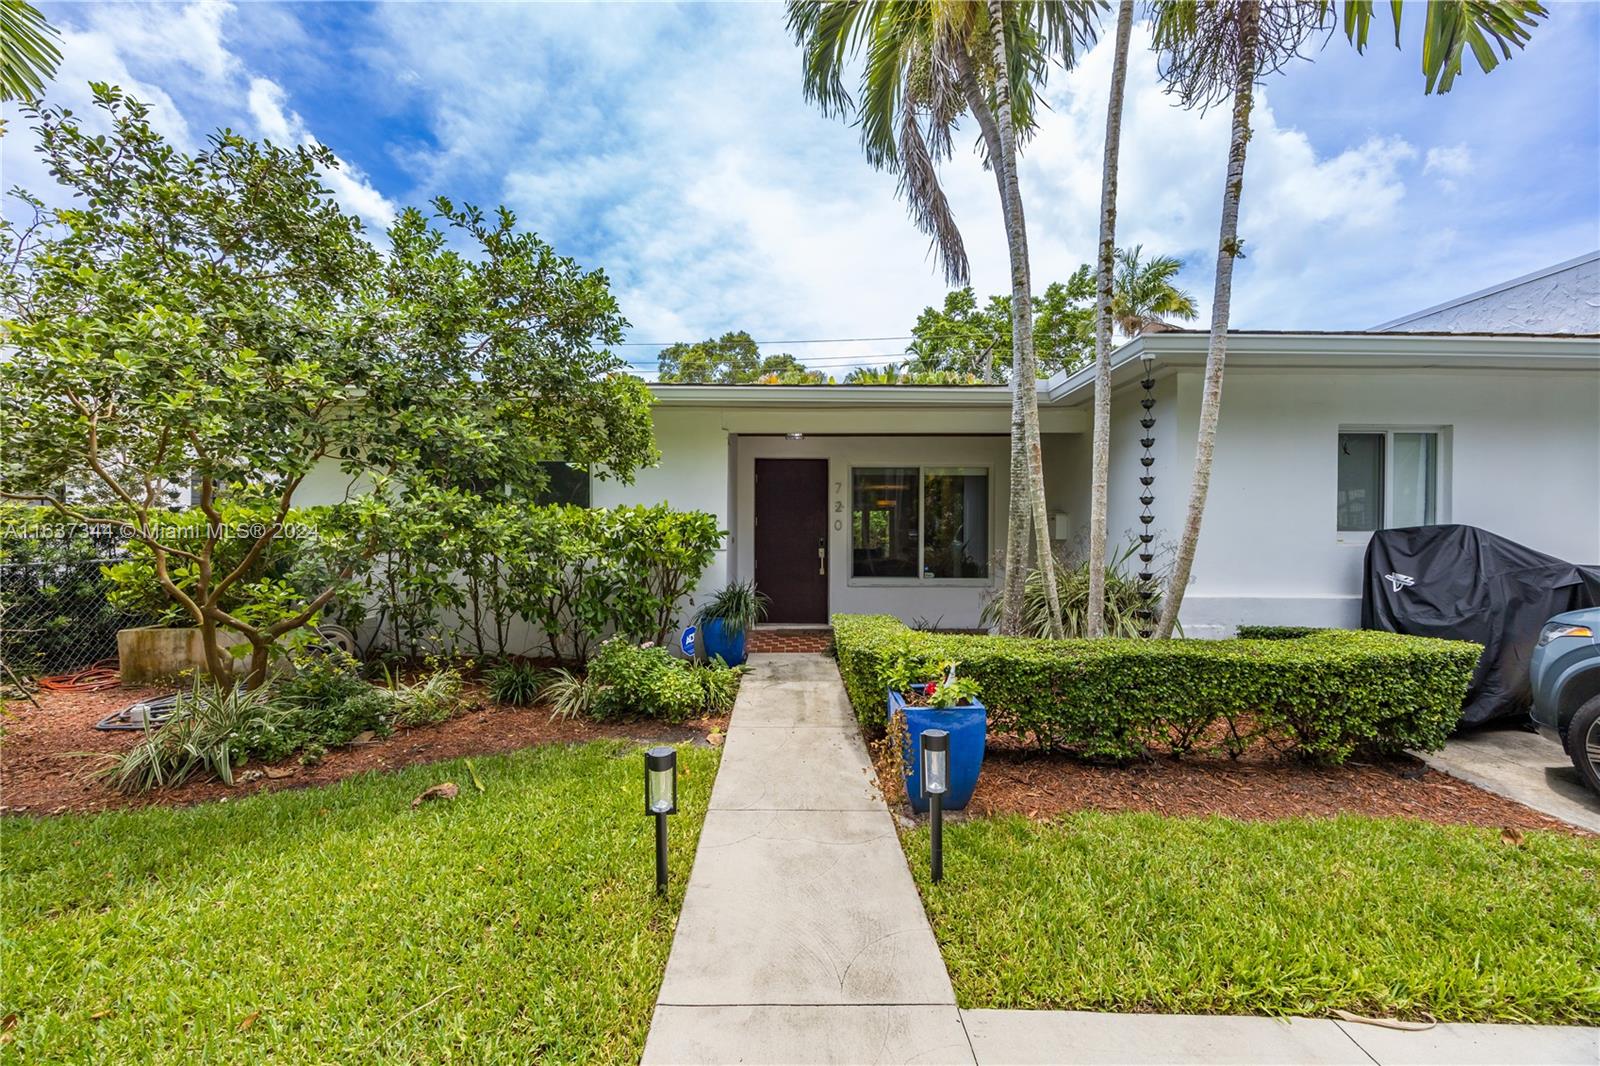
[487,660,546,706]
[103,681,282,794]
[543,668,597,720]
[500,504,723,667]
[1236,625,1327,640]
[385,666,467,727]
[240,653,395,762]
[979,539,1159,639]
[585,639,740,723]
[697,657,744,715]
[832,614,1480,763]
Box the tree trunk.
[978,3,1064,638]
[245,637,271,691]
[1086,0,1135,640]
[1154,1,1260,639]
[197,614,232,687]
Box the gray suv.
[1529,607,1600,795]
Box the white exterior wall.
[1153,366,1600,636]
[592,406,734,624]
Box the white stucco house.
[299,255,1600,644]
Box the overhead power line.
[613,334,916,346]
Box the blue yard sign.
[680,625,697,658]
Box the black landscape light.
[645,746,678,894]
[921,728,949,883]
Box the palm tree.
[843,364,910,384]
[949,1,1097,638]
[787,1,1098,638]
[788,1,973,286]
[1085,0,1134,639]
[1112,245,1199,335]
[1,0,61,103]
[1149,0,1547,640]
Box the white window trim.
[846,463,996,586]
[1336,425,1451,543]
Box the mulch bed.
[871,733,1590,837]
[1,682,727,817]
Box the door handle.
[818,537,826,577]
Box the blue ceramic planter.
[699,618,748,667]
[889,685,987,813]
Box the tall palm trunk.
[966,8,1063,638]
[1086,0,1134,639]
[1154,0,1260,639]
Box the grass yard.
[908,813,1600,1024]
[1,741,719,1063]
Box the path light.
[921,729,949,883]
[645,746,678,894]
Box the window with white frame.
[851,466,989,579]
[1337,428,1442,533]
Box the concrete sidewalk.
[643,654,1598,1065]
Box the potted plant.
[886,659,986,812]
[693,580,769,667]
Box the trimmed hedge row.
[832,614,1480,763]
[1235,625,1326,641]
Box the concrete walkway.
[643,654,1598,1065]
[643,653,972,1064]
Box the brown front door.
[754,458,828,623]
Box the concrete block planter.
[116,626,249,684]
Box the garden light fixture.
[921,728,949,883]
[645,746,677,894]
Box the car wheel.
[1570,696,1600,796]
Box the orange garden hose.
[36,659,121,692]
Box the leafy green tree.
[0,86,656,685]
[752,352,829,384]
[0,0,60,102]
[656,330,821,383]
[907,262,1177,383]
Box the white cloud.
[3,3,394,234]
[246,76,397,230]
[1422,143,1473,192]
[366,10,1437,372]
[9,2,1592,364]
[1424,144,1473,177]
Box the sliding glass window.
[851,467,990,580]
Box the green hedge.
[832,615,1480,763]
[1235,625,1327,640]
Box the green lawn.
[1,741,719,1063]
[908,813,1600,1023]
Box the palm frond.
[0,0,61,103]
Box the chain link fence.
[0,522,159,680]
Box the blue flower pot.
[700,618,748,667]
[889,685,986,813]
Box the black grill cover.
[1361,525,1600,726]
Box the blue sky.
[5,1,1597,377]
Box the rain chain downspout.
[1135,353,1158,638]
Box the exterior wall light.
[645,746,678,894]
[921,728,949,883]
